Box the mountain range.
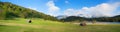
[58,15,120,22]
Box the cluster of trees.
[0,2,58,21]
[60,16,85,22]
[93,15,120,22]
[60,16,120,22]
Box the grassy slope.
[0,18,120,32]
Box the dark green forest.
[0,2,58,21]
[60,15,120,22]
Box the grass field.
[0,18,120,32]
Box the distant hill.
[59,15,120,22]
[0,2,58,21]
[56,15,68,19]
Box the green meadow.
[0,18,120,32]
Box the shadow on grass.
[0,25,7,26]
[4,18,16,20]
[0,25,6,26]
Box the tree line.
[60,16,120,22]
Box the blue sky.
[1,0,120,17]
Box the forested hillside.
[60,15,120,22]
[0,2,58,21]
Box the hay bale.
[28,19,32,23]
[80,22,86,26]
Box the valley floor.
[0,18,120,32]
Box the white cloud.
[46,1,60,16]
[64,2,120,18]
[64,9,75,16]
[65,1,69,4]
[46,1,60,12]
